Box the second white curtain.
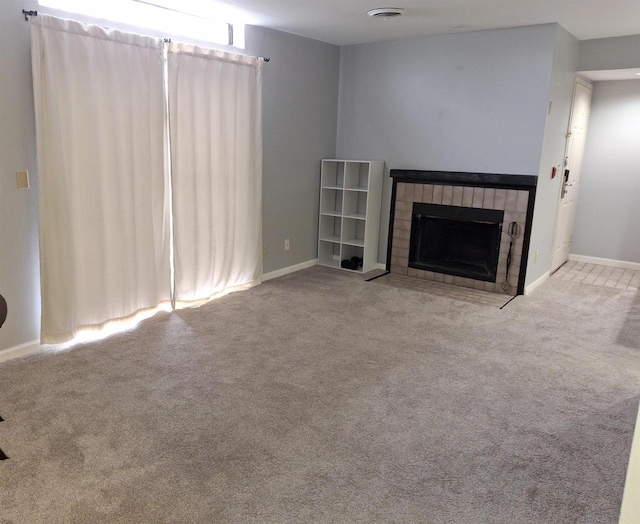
[168,44,263,306]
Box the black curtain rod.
[21,9,270,61]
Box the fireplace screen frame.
[408,203,504,282]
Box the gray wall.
[246,28,339,274]
[336,24,559,264]
[0,1,40,351]
[579,34,640,72]
[526,26,580,285]
[0,0,340,351]
[572,80,640,263]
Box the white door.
[551,78,593,273]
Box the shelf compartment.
[343,190,367,218]
[321,160,345,188]
[345,162,370,191]
[342,238,364,247]
[320,188,343,215]
[319,234,342,243]
[319,215,342,243]
[340,244,364,273]
[342,217,365,247]
[318,240,341,268]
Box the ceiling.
[211,0,640,46]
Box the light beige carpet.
[0,266,639,523]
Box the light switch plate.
[16,170,29,190]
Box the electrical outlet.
[284,239,290,251]
[16,170,29,189]
[263,245,268,256]
[535,250,539,263]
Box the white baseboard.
[569,254,640,271]
[375,263,387,271]
[263,259,318,282]
[525,271,550,295]
[0,339,43,364]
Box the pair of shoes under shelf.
[341,257,363,270]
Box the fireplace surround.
[388,170,537,295]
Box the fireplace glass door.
[409,203,503,282]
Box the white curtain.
[168,43,263,307]
[31,16,171,343]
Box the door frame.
[550,76,593,273]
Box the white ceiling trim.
[580,68,640,82]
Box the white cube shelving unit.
[318,159,384,273]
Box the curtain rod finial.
[22,9,38,21]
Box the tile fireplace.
[387,170,537,295]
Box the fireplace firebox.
[409,203,504,282]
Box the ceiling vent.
[367,8,405,19]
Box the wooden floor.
[553,260,640,291]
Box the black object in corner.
[0,294,7,328]
[0,415,8,460]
